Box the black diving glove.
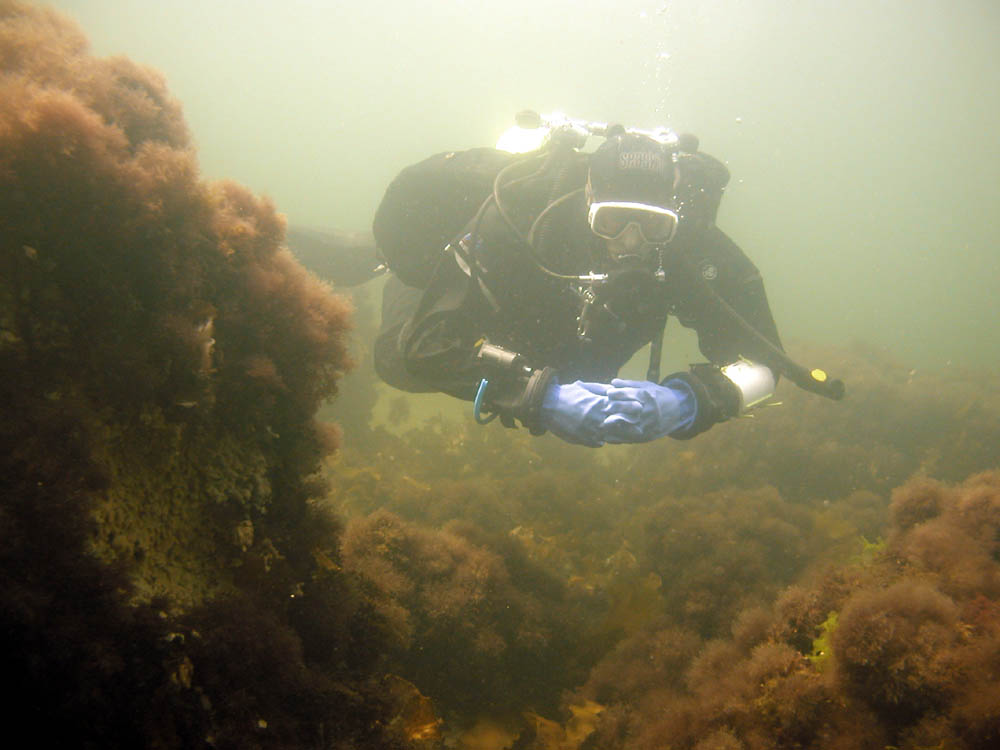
[662,363,743,440]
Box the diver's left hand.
[601,378,698,443]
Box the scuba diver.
[366,112,843,447]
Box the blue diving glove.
[540,380,643,447]
[601,378,698,443]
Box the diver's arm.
[680,227,848,402]
[377,244,647,444]
[381,259,617,443]
[594,361,774,443]
[680,225,783,365]
[377,252,488,401]
[623,226,779,439]
[373,275,441,394]
[394,201,550,400]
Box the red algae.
[0,2,406,747]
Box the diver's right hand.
[601,378,698,443]
[540,380,642,447]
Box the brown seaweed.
[0,3,406,747]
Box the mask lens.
[591,206,633,238]
[589,202,678,243]
[638,210,676,242]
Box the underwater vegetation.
[0,2,414,747]
[4,2,1000,748]
[340,509,594,718]
[562,472,1000,750]
[318,337,1000,746]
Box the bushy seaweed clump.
[564,472,1000,750]
[0,3,416,747]
[340,509,594,719]
[327,416,623,581]
[624,486,817,638]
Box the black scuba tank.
[372,148,518,288]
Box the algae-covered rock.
[0,3,407,747]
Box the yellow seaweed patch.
[382,674,443,744]
[456,718,519,750]
[524,699,604,750]
[808,611,839,672]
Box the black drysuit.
[373,156,783,404]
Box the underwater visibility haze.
[2,1,1000,748]
[48,0,1000,372]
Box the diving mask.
[588,201,678,244]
